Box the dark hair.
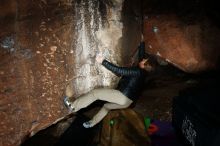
[138,42,146,62]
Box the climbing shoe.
[63,96,75,111]
[83,121,93,128]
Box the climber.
[64,40,154,128]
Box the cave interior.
[0,0,220,146]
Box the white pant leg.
[72,88,132,112]
[92,88,132,105]
[89,101,133,127]
[71,89,97,112]
[89,90,133,127]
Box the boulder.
[94,109,151,146]
[143,14,220,73]
[0,0,143,145]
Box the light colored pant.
[71,88,133,127]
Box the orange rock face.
[0,1,75,146]
[144,15,220,73]
[0,0,142,145]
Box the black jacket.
[102,59,147,101]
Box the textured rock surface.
[68,0,124,97]
[0,1,75,146]
[143,7,220,73]
[144,14,220,73]
[0,0,143,145]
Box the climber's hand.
[96,53,104,64]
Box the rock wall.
[69,0,124,97]
[143,0,220,73]
[0,0,142,145]
[0,1,75,146]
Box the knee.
[103,104,111,111]
[119,98,132,106]
[119,98,127,105]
